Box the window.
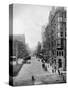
[58,17,62,22]
[63,23,66,30]
[59,51,61,56]
[59,12,63,17]
[61,39,64,46]
[58,24,60,30]
[61,32,63,37]
[63,11,66,18]
[57,51,63,56]
[57,32,60,38]
[63,18,66,22]
[62,51,63,56]
[57,51,58,56]
[60,23,63,30]
[57,45,61,48]
[57,39,61,45]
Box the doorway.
[58,59,62,68]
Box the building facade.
[43,7,66,71]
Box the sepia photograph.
[9,4,66,86]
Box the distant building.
[13,34,25,44]
[9,34,29,59]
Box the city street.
[9,5,66,87]
[13,56,64,86]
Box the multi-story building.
[43,7,66,71]
[50,7,66,71]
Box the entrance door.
[58,59,62,68]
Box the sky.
[13,4,52,49]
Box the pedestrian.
[45,66,47,71]
[42,63,45,69]
[58,69,60,75]
[55,66,56,73]
[32,75,35,81]
[52,69,54,73]
[61,73,65,81]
